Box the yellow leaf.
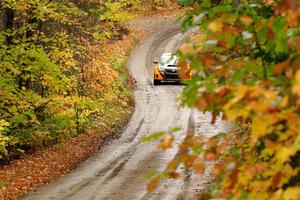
[271,189,283,200]
[240,16,254,25]
[208,21,223,33]
[247,101,269,113]
[292,70,300,96]
[280,164,298,186]
[225,108,249,121]
[283,187,300,200]
[250,117,270,142]
[278,95,289,108]
[247,190,270,200]
[275,147,295,164]
[223,85,248,110]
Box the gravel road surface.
[23,17,230,200]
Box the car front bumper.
[154,67,191,81]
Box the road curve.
[23,21,231,200]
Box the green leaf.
[170,127,182,134]
[209,5,232,17]
[230,69,244,83]
[144,171,160,180]
[141,131,166,142]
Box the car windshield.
[159,54,178,66]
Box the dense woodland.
[0,0,184,163]
[0,0,146,162]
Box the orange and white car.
[153,53,192,85]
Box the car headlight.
[158,67,165,73]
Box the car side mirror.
[153,60,159,64]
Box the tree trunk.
[4,7,14,44]
[0,2,4,30]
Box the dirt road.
[23,18,230,200]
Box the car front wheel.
[154,79,160,86]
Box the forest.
[1,0,300,199]
[0,0,146,162]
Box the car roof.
[160,53,178,65]
[161,52,173,56]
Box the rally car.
[153,53,192,85]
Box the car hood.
[158,65,178,70]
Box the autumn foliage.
[145,0,300,199]
[0,0,140,162]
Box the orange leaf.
[201,54,216,66]
[192,158,205,175]
[267,27,275,39]
[212,163,223,176]
[222,169,238,189]
[244,165,257,179]
[180,43,194,55]
[205,152,217,161]
[147,176,160,191]
[211,111,217,124]
[196,97,208,111]
[255,164,268,173]
[178,62,191,80]
[184,155,197,168]
[167,159,179,171]
[218,40,227,48]
[272,172,282,188]
[168,171,180,179]
[296,39,300,55]
[209,138,217,148]
[158,135,174,150]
